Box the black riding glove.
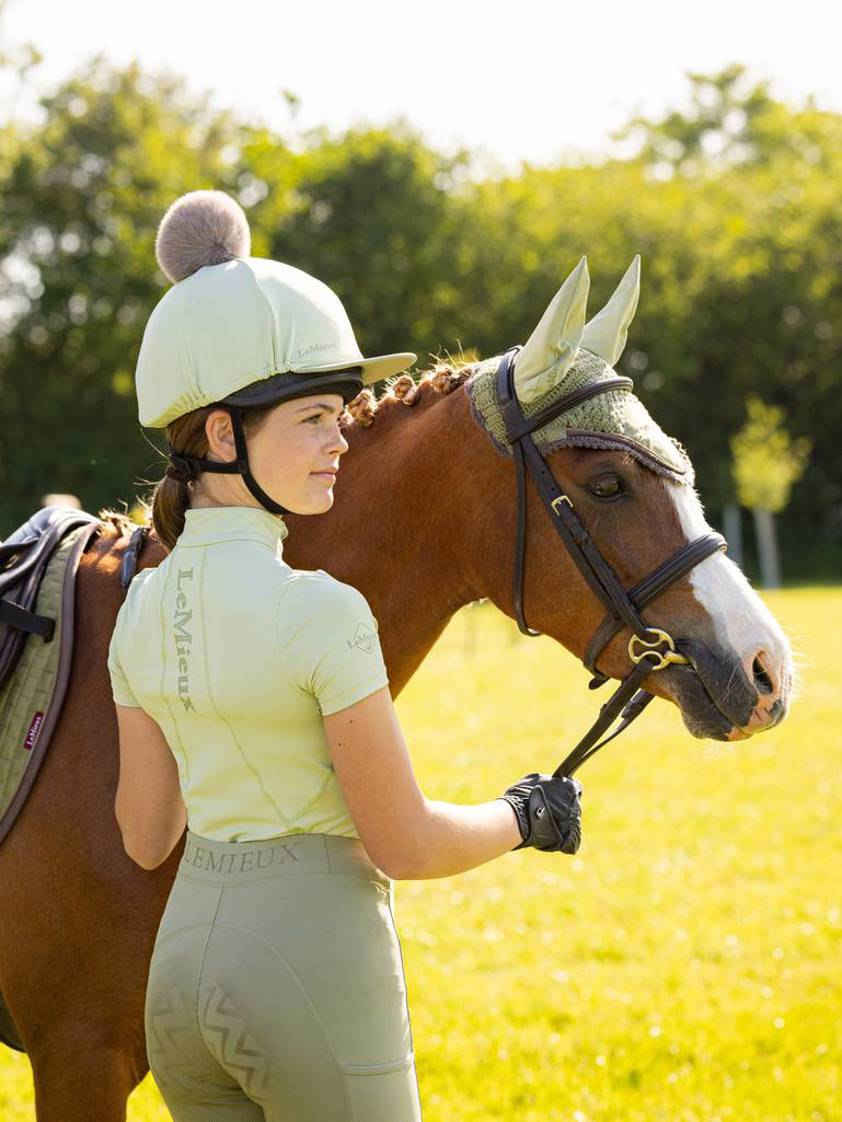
[497,773,583,853]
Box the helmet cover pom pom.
[155,189,251,284]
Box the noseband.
[496,347,727,776]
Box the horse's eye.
[589,474,624,499]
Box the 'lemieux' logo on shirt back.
[173,567,196,713]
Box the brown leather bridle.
[495,346,727,777]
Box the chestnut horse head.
[292,255,793,744]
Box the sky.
[2,0,842,172]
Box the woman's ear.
[204,408,237,461]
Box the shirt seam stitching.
[199,557,293,831]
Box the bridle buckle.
[628,628,690,672]
[551,494,574,514]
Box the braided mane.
[342,357,478,428]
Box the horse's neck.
[283,391,479,695]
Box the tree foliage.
[0,51,839,576]
[731,397,811,513]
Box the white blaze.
[669,481,793,686]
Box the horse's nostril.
[753,655,774,695]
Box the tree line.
[1,47,839,580]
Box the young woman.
[108,190,583,1122]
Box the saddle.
[0,505,103,848]
[0,506,102,689]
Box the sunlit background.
[1,2,840,1119]
[4,0,842,171]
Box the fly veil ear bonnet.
[467,255,694,484]
[135,189,417,514]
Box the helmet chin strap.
[227,405,291,515]
[167,405,292,516]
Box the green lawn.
[2,588,839,1121]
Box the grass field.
[1,587,839,1121]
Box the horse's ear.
[513,256,589,405]
[580,255,640,366]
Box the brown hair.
[148,402,278,551]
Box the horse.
[0,257,792,1120]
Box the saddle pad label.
[23,712,44,751]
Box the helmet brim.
[220,369,364,408]
[316,351,417,385]
[218,351,417,410]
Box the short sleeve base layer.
[107,505,389,842]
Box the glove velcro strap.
[527,785,567,851]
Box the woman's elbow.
[115,811,172,870]
[368,836,427,881]
[118,828,168,870]
[130,850,165,872]
[115,800,185,870]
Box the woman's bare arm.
[323,686,521,879]
[114,704,187,870]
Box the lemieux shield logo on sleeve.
[346,621,376,654]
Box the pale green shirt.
[107,505,390,842]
